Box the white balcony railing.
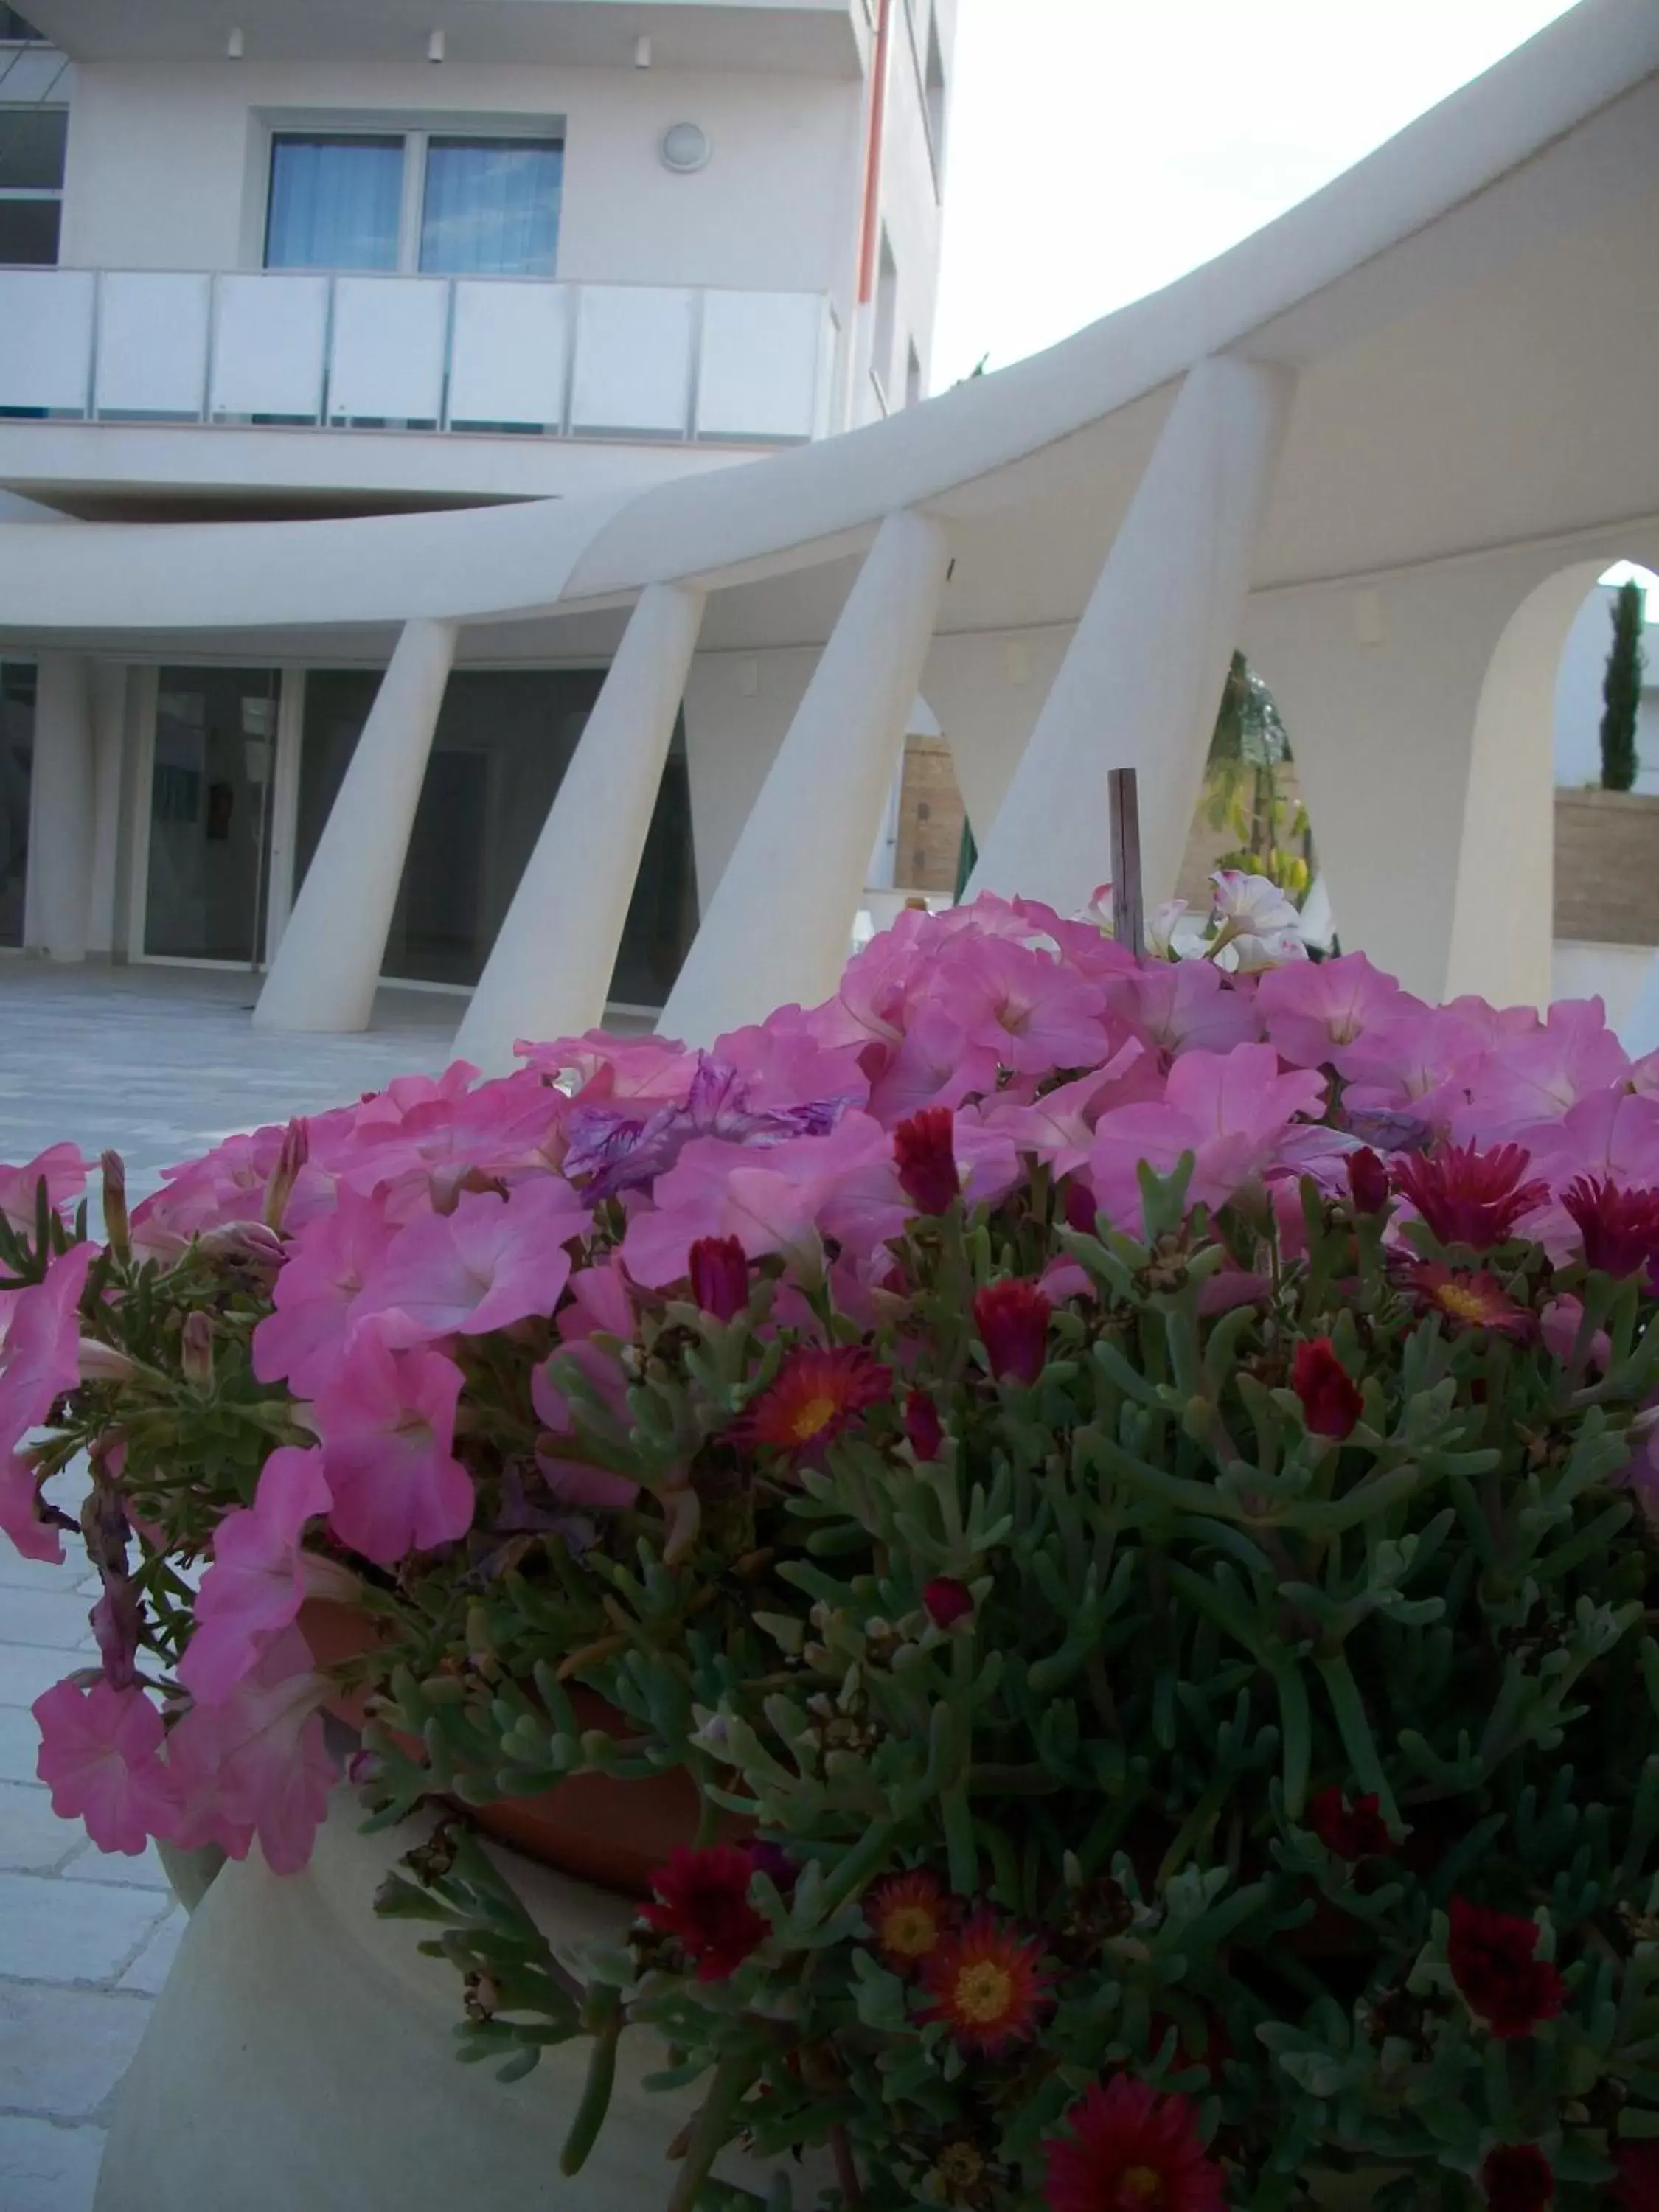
[0,269,838,445]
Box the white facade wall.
[58,60,866,313]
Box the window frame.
[260,119,565,278]
[0,102,66,268]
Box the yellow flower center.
[933,2144,985,2192]
[953,1960,1014,2025]
[1122,2169,1164,2205]
[882,1905,939,1958]
[788,1394,839,1442]
[1436,1281,1494,1324]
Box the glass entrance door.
[143,669,280,964]
[0,661,33,949]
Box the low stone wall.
[1554,788,1659,946]
[895,737,967,895]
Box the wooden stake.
[1108,768,1145,956]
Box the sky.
[931,0,1581,388]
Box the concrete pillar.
[453,584,706,1074]
[254,618,456,1034]
[28,653,97,963]
[86,664,128,957]
[969,356,1295,923]
[660,509,951,1044]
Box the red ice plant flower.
[641,1843,768,1983]
[893,1107,960,1217]
[1614,2140,1659,2210]
[918,1910,1050,2054]
[973,1279,1052,1385]
[1345,1146,1391,1216]
[866,1868,950,1969]
[735,1345,890,1455]
[687,1234,749,1321]
[904,1389,944,1460]
[1561,1175,1659,1280]
[1041,2074,1228,2212]
[1480,2145,1553,2211]
[1406,1264,1534,1338]
[922,1577,975,1630]
[1392,1140,1547,1250]
[1290,1339,1363,1440]
[1308,1787,1394,1859]
[1447,1896,1565,2040]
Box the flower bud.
[262,1118,310,1230]
[100,1151,131,1262]
[973,1279,1052,1385]
[181,1312,214,1389]
[77,1340,138,1385]
[893,1108,959,1217]
[688,1234,748,1322]
[922,1578,975,1630]
[904,1391,944,1461]
[1345,1147,1390,1216]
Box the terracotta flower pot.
[299,1599,723,1899]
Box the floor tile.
[0,1648,84,1712]
[115,1908,186,1997]
[0,1873,169,1986]
[0,1984,150,2118]
[0,1785,82,1876]
[0,1705,46,1786]
[60,1840,170,1893]
[0,2115,105,2212]
[0,1589,95,1653]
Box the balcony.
[0,269,837,447]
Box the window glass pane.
[0,10,48,41]
[0,661,33,949]
[0,108,66,189]
[296,669,695,1003]
[265,136,403,271]
[0,197,58,265]
[144,671,279,962]
[420,139,561,276]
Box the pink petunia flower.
[1088,1045,1326,1229]
[33,1676,179,1857]
[0,1144,88,1237]
[166,1627,336,1875]
[251,1184,395,1396]
[314,1333,473,1564]
[1452,998,1630,1144]
[176,1446,331,1705]
[350,1178,587,1347]
[1256,953,1421,1076]
[0,1242,94,1562]
[934,934,1107,1075]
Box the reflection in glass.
[265,136,403,271]
[144,670,278,962]
[420,139,562,276]
[0,661,33,947]
[296,669,698,1006]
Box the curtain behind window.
[420,139,561,276]
[266,137,403,271]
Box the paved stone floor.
[0,959,463,2211]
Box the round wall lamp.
[660,122,712,174]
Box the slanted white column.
[254,618,456,1034]
[29,653,97,964]
[969,356,1295,921]
[453,584,706,1074]
[661,509,951,1045]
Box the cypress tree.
[1599,577,1646,791]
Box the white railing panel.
[448,281,569,430]
[212,274,328,421]
[571,285,695,438]
[0,269,94,414]
[94,272,211,417]
[329,277,448,423]
[695,288,823,442]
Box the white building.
[0,0,953,1007]
[1,0,1658,1071]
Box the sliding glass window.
[265,131,562,276]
